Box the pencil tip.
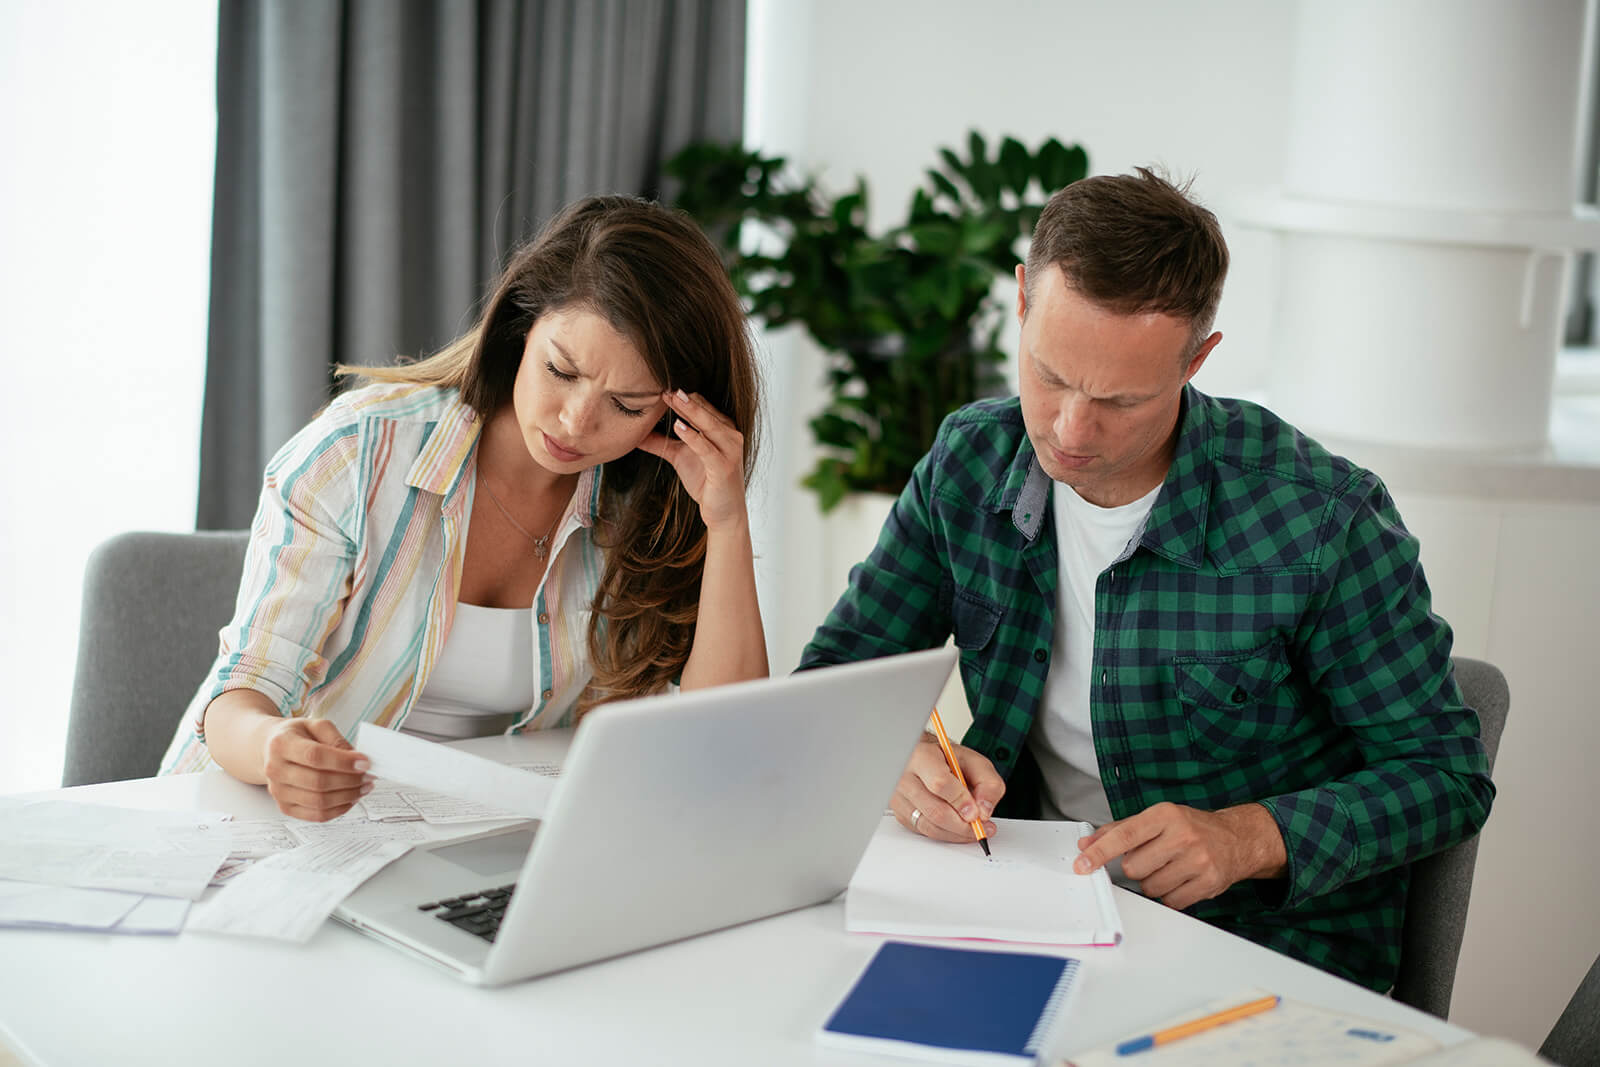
[980,838,992,858]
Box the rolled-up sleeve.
[192,413,361,737]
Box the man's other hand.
[1073,801,1287,910]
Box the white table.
[0,733,1470,1066]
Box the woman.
[160,195,766,821]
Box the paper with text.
[357,782,427,822]
[847,816,1124,945]
[167,818,300,859]
[0,799,230,900]
[355,723,554,819]
[287,819,428,848]
[1063,990,1440,1066]
[186,837,412,943]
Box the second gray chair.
[1389,655,1511,1020]
[62,529,249,787]
[1541,950,1600,1066]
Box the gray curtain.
[197,0,745,529]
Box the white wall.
[758,0,1298,672]
[756,0,1597,1050]
[0,1,216,792]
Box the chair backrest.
[62,530,249,787]
[1540,950,1600,1066]
[1390,655,1510,1020]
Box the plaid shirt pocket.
[951,589,1004,697]
[1175,640,1297,759]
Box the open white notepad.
[846,816,1123,946]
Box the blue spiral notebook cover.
[818,940,1081,1065]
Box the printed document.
[0,798,229,900]
[186,837,412,943]
[355,723,554,819]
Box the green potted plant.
[665,131,1090,512]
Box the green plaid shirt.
[801,387,1494,992]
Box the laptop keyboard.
[418,883,517,942]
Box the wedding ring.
[910,807,923,832]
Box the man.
[799,168,1494,992]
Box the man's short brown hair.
[1024,166,1229,357]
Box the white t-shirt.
[1029,480,1160,829]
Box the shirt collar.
[574,464,602,527]
[986,424,1052,541]
[987,386,1214,565]
[1137,384,1212,568]
[403,392,606,523]
[406,390,484,501]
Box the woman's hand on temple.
[636,390,748,531]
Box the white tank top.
[400,602,537,742]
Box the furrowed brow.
[549,339,662,399]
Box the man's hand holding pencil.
[891,712,1005,852]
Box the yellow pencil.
[1115,994,1281,1055]
[928,708,991,858]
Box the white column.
[1235,0,1599,452]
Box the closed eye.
[546,360,646,417]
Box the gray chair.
[62,530,249,786]
[1390,656,1511,1020]
[1541,951,1600,1066]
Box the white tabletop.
[0,734,1470,1066]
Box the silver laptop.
[333,646,957,986]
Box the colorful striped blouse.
[160,383,605,774]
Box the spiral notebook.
[818,941,1081,1065]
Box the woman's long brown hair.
[343,195,761,713]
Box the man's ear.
[1015,264,1028,324]
[1182,331,1223,384]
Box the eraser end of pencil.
[1115,1036,1153,1056]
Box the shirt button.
[1033,648,1046,663]
[1231,686,1249,705]
[1114,764,1123,780]
[541,689,553,702]
[537,612,550,625]
[994,746,1012,763]
[1101,670,1108,685]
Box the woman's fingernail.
[360,781,374,795]
[675,389,689,400]
[959,804,976,821]
[352,759,370,773]
[1073,857,1091,874]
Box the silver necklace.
[478,472,564,559]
